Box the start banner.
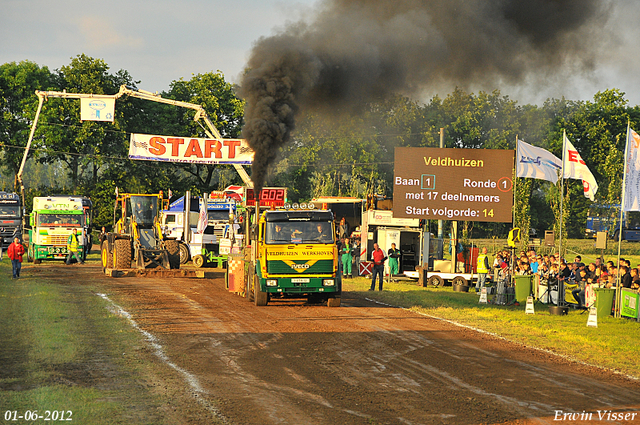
[128,133,254,165]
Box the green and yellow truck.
[28,196,88,264]
[228,205,341,307]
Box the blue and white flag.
[516,139,562,183]
[623,128,640,211]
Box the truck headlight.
[266,279,278,287]
[323,279,335,286]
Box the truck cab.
[246,207,341,307]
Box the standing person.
[351,238,361,277]
[387,243,401,276]
[338,217,350,240]
[83,228,90,257]
[99,226,108,244]
[369,242,386,291]
[475,247,490,293]
[66,229,84,265]
[341,238,352,279]
[7,237,25,278]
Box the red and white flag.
[562,131,598,201]
[196,199,208,234]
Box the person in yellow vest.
[66,229,84,265]
[475,247,490,293]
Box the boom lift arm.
[17,86,253,230]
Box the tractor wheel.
[101,241,113,269]
[113,239,132,269]
[165,240,180,269]
[193,254,205,268]
[254,274,268,306]
[178,243,190,265]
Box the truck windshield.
[208,210,229,222]
[266,221,334,244]
[0,206,20,216]
[129,196,157,226]
[38,214,83,227]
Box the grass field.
[0,258,177,425]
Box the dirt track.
[30,261,640,424]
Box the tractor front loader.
[102,193,180,270]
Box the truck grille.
[267,259,333,275]
[44,235,68,245]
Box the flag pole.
[514,135,518,228]
[557,130,566,307]
[559,131,566,264]
[615,121,631,318]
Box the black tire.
[247,271,255,302]
[428,275,444,287]
[113,239,132,269]
[193,254,205,268]
[327,297,341,307]
[452,276,468,286]
[165,240,180,269]
[178,243,190,265]
[34,259,41,265]
[101,240,113,269]
[254,274,268,306]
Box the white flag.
[516,140,562,183]
[623,128,640,211]
[563,132,598,201]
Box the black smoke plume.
[239,0,611,193]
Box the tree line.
[1,54,638,239]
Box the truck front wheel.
[327,296,341,307]
[254,275,268,306]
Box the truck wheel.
[34,259,42,265]
[178,243,190,265]
[327,297,341,307]
[246,272,255,302]
[193,254,205,268]
[113,239,132,269]
[254,275,268,306]
[101,241,113,269]
[165,240,180,269]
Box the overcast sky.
[2,0,640,106]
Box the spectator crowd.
[488,248,640,309]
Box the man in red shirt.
[369,242,387,291]
[8,237,25,279]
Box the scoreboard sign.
[393,147,514,223]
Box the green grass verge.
[344,276,640,379]
[0,258,171,425]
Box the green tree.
[0,60,53,189]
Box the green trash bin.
[593,287,615,318]
[513,275,533,303]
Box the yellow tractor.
[101,192,180,270]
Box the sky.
[2,0,640,106]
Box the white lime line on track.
[96,292,230,424]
